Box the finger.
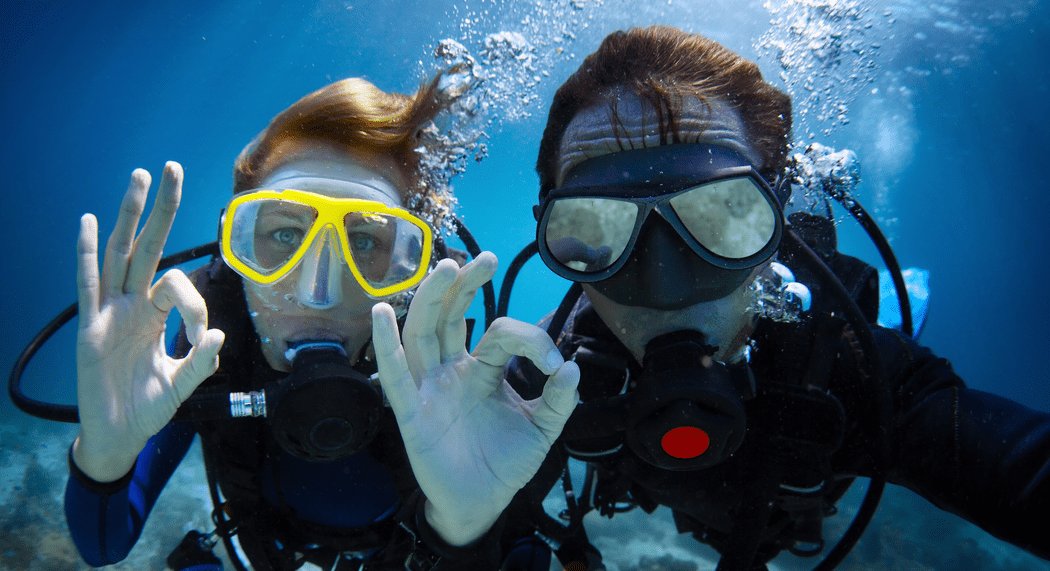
[77,214,101,325]
[372,303,420,420]
[401,259,459,378]
[171,328,225,403]
[472,317,566,376]
[101,169,151,297]
[150,270,208,345]
[438,252,497,360]
[531,361,581,442]
[126,162,182,293]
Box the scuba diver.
[502,26,1050,571]
[55,76,579,571]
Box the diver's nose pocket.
[298,226,344,309]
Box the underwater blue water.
[2,1,1048,570]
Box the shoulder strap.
[173,258,260,386]
[785,211,880,322]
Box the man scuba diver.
[505,25,1050,571]
[60,76,579,571]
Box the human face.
[241,143,414,371]
[554,90,771,363]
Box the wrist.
[423,499,500,547]
[72,432,138,483]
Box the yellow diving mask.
[220,189,433,299]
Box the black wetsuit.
[507,283,1050,569]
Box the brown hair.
[536,25,792,193]
[233,77,446,215]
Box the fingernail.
[547,349,564,371]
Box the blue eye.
[272,228,304,248]
[351,233,377,251]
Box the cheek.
[705,300,756,361]
[243,278,295,313]
[243,279,294,319]
[240,290,282,370]
[242,285,283,347]
[583,281,761,362]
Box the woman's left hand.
[371,252,580,546]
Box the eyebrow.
[257,203,314,224]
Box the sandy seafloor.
[0,420,229,571]
[3,417,1046,571]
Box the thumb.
[532,361,580,442]
[173,328,224,401]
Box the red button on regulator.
[661,426,710,459]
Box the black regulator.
[563,329,756,471]
[165,340,385,462]
[266,341,384,462]
[626,330,755,470]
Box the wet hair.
[233,77,447,216]
[536,25,792,194]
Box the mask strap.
[772,171,793,207]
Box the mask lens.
[228,198,318,277]
[669,177,777,259]
[545,198,639,273]
[344,212,426,290]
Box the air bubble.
[756,0,879,140]
[416,0,599,236]
[748,262,811,323]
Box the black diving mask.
[536,144,786,309]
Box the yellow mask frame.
[220,189,433,298]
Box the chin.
[583,283,757,364]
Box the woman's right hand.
[72,162,225,482]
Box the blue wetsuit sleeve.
[877,327,1050,560]
[64,421,197,566]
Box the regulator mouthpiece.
[626,330,754,470]
[268,340,383,462]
